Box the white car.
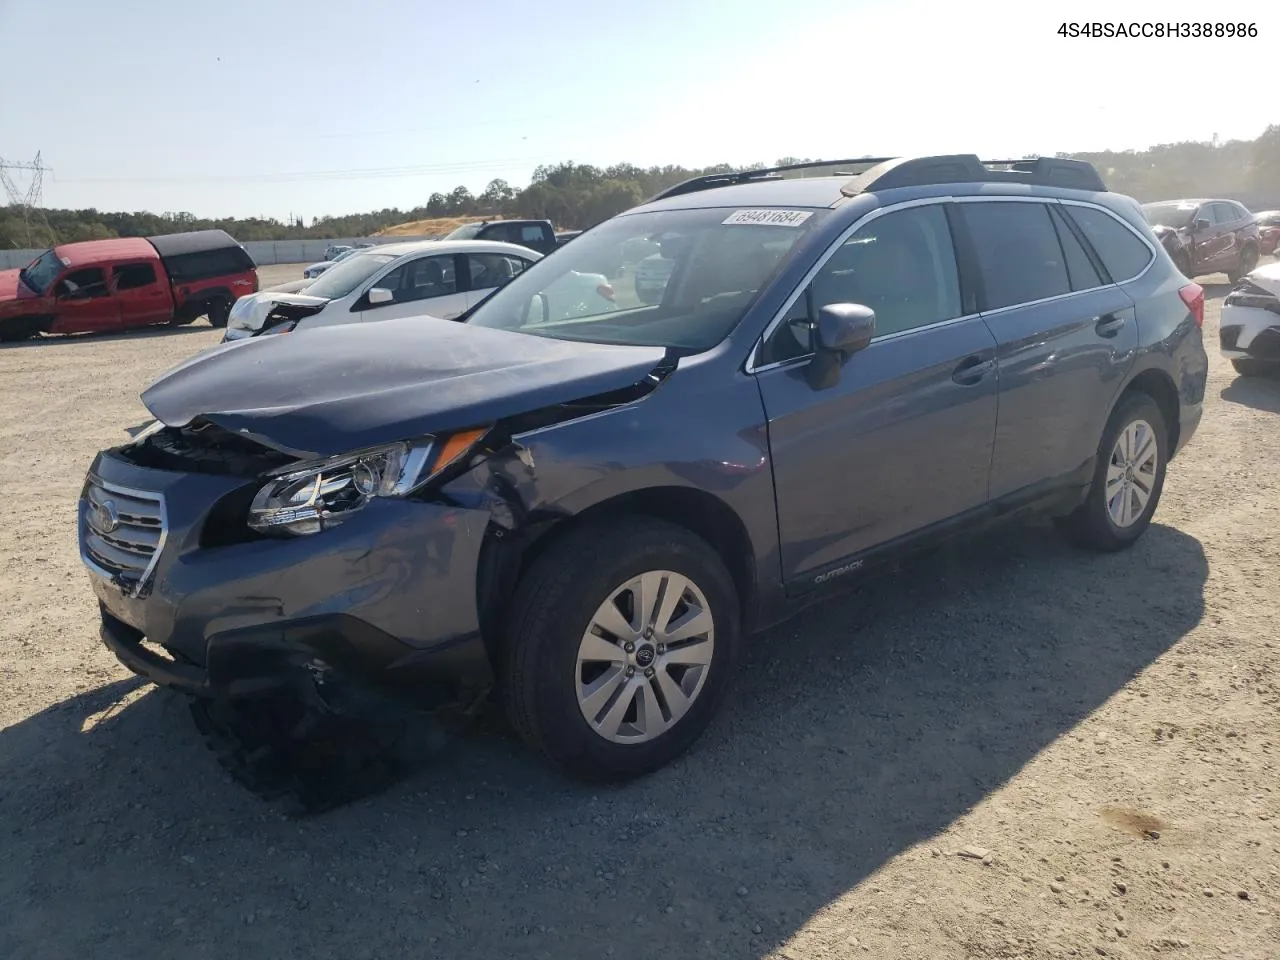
[634,254,675,304]
[223,239,613,341]
[1220,259,1280,376]
[302,246,361,280]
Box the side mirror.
[806,303,875,390]
[367,287,394,306]
[525,292,549,325]
[1193,218,1211,232]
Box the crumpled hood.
[1245,260,1280,296]
[227,289,330,331]
[142,315,668,458]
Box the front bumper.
[1219,304,1280,362]
[81,449,494,699]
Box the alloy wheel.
[575,570,715,744]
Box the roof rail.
[839,155,1106,196]
[646,157,896,203]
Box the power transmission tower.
[0,152,52,247]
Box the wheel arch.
[1118,367,1181,456]
[476,485,759,662]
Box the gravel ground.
[1,262,1277,960]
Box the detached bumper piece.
[99,605,490,815]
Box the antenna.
[0,152,52,247]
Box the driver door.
[753,202,999,588]
[358,254,469,321]
[53,267,121,332]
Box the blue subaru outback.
[80,155,1208,782]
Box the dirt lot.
[0,262,1276,960]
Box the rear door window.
[962,201,1070,309]
[1062,205,1154,283]
[467,253,530,290]
[112,263,158,290]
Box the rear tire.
[1228,245,1259,284]
[1055,392,1168,552]
[206,299,231,328]
[1231,358,1278,377]
[502,517,740,782]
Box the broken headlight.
[248,430,487,536]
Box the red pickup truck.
[0,230,258,342]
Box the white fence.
[0,235,436,271]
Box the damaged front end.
[222,291,329,342]
[83,316,683,810]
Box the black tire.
[206,299,232,328]
[1232,358,1278,377]
[0,317,37,343]
[1228,245,1259,284]
[502,516,741,782]
[1056,391,1168,552]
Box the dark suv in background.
[1142,198,1261,281]
[80,155,1208,784]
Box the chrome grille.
[81,475,167,594]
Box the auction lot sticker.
[722,209,813,227]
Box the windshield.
[302,252,395,299]
[466,207,823,350]
[1142,202,1198,229]
[19,249,64,294]
[445,223,484,240]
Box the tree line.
[5,126,1279,249]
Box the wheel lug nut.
[624,642,635,653]
[657,644,666,654]
[644,667,655,678]
[626,666,635,678]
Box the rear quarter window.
[1063,205,1154,283]
[164,246,254,282]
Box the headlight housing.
[247,429,487,536]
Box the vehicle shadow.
[0,324,218,349]
[1220,373,1280,412]
[0,520,1207,960]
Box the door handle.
[1095,313,1127,338]
[952,355,995,385]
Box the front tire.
[0,317,38,343]
[1056,392,1168,552]
[502,517,741,782]
[1232,358,1278,377]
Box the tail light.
[1178,282,1204,328]
[596,283,616,302]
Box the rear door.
[357,253,469,321]
[462,251,534,309]
[51,267,120,332]
[755,201,999,586]
[111,262,171,327]
[960,198,1138,500]
[1211,202,1242,269]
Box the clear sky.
[0,0,1274,220]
